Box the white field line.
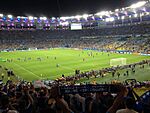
[13,62,41,79]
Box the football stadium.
[0,0,150,113]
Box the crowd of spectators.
[0,23,150,53]
[1,62,150,113]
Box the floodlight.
[115,9,119,12]
[121,16,125,19]
[105,18,109,22]
[82,14,89,19]
[130,1,146,9]
[75,15,82,20]
[34,17,37,19]
[28,16,33,20]
[20,16,26,19]
[0,14,3,17]
[96,11,108,16]
[109,17,114,21]
[52,17,55,20]
[134,14,138,17]
[17,16,21,18]
[146,12,150,15]
[43,17,47,20]
[60,17,69,20]
[7,15,13,18]
[122,8,125,11]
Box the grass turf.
[0,48,150,82]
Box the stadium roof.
[0,0,140,17]
[0,0,150,25]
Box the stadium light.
[43,17,47,20]
[40,17,47,20]
[82,14,89,19]
[7,15,13,18]
[130,1,146,9]
[28,16,33,20]
[121,16,125,20]
[34,17,37,19]
[52,17,55,20]
[0,14,3,17]
[60,16,69,20]
[110,17,114,21]
[105,18,109,22]
[75,15,82,20]
[115,9,119,12]
[122,8,125,11]
[134,14,138,17]
[20,16,26,19]
[95,11,109,16]
[146,12,150,15]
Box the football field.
[0,48,150,82]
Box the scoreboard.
[71,23,82,30]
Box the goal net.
[110,58,127,67]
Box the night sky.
[0,0,140,17]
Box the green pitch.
[0,48,150,82]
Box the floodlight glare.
[75,15,82,20]
[82,14,89,19]
[130,1,146,9]
[146,12,150,15]
[0,14,3,17]
[109,17,114,21]
[28,16,33,20]
[34,17,37,19]
[134,14,138,17]
[122,8,125,11]
[121,16,125,19]
[60,17,68,20]
[115,9,119,12]
[43,17,47,20]
[96,11,108,16]
[105,18,110,22]
[52,17,55,20]
[8,15,13,18]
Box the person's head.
[125,97,135,109]
[0,95,9,108]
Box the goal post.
[110,58,127,67]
